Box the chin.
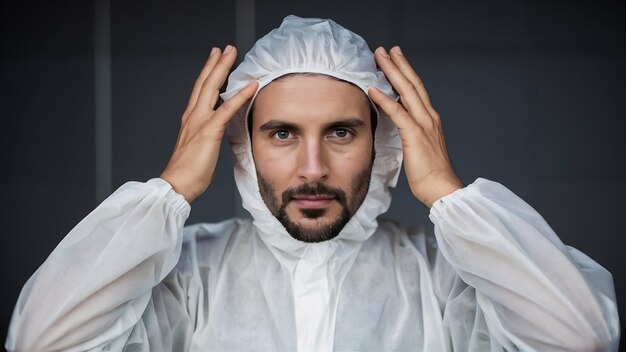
[296,215,336,231]
[279,206,351,243]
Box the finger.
[208,80,259,129]
[368,86,417,132]
[195,45,239,115]
[374,47,431,126]
[389,46,436,114]
[389,47,442,128]
[182,47,222,124]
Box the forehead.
[250,74,371,128]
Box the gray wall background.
[1,0,624,348]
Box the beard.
[257,166,372,243]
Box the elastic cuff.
[428,178,490,223]
[148,178,191,218]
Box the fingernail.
[209,47,218,56]
[377,47,390,59]
[223,45,233,55]
[392,46,403,55]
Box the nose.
[297,140,330,183]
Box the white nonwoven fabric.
[220,15,397,102]
[221,15,406,350]
[6,15,620,352]
[221,15,403,256]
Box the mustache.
[281,183,348,206]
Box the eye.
[329,128,351,139]
[271,130,294,140]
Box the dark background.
[1,0,624,349]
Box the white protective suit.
[6,15,620,352]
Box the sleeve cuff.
[429,177,493,223]
[147,178,191,219]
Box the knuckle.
[181,113,197,127]
[392,103,406,116]
[195,78,207,90]
[412,74,425,87]
[423,119,435,131]
[202,76,215,89]
[398,85,417,98]
[219,99,234,112]
[410,123,426,137]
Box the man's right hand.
[160,45,259,203]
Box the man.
[6,15,619,351]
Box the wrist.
[160,173,197,203]
[412,175,464,209]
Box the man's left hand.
[368,46,463,208]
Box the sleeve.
[428,178,620,352]
[5,178,191,352]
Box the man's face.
[251,74,374,243]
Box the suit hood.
[220,15,402,256]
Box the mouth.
[291,195,335,209]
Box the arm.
[6,45,258,351]
[6,179,190,351]
[429,178,619,351]
[369,46,619,350]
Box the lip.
[292,196,335,209]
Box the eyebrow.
[258,118,366,133]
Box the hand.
[368,46,463,208]
[160,45,259,203]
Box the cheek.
[329,149,372,184]
[331,136,373,167]
[253,146,298,186]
